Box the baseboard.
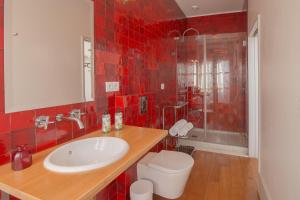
[258,173,272,200]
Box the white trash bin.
[130,179,153,200]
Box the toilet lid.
[148,150,194,174]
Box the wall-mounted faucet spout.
[56,109,85,130]
[58,116,84,129]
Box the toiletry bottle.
[115,108,123,130]
[102,110,111,133]
[11,145,32,171]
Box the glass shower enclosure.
[176,32,248,147]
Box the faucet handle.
[56,114,64,122]
[35,116,55,130]
[70,109,83,119]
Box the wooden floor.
[154,151,259,200]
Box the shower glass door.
[176,33,247,147]
[177,35,205,129]
[205,33,247,133]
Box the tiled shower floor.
[184,128,248,147]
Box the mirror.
[4,0,94,113]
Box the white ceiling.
[174,0,247,18]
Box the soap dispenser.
[102,110,111,133]
[115,108,123,130]
[11,145,32,171]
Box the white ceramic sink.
[44,137,129,173]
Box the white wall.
[4,0,93,113]
[248,0,300,199]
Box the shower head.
[167,30,182,40]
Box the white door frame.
[248,15,261,159]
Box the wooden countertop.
[0,126,167,200]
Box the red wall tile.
[56,121,73,144]
[0,113,10,133]
[11,128,36,153]
[0,132,10,155]
[0,153,10,165]
[36,124,57,152]
[11,111,35,131]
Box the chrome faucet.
[35,116,55,130]
[56,109,85,129]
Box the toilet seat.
[148,150,194,174]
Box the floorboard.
[154,151,259,200]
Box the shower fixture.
[181,28,201,42]
[167,28,202,42]
[183,28,199,36]
[167,30,182,40]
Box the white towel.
[178,122,194,137]
[169,119,188,136]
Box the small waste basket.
[130,179,153,200]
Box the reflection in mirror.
[83,38,94,102]
[4,0,94,113]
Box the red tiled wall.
[94,0,185,130]
[0,0,183,199]
[0,6,248,167]
[0,102,99,165]
[115,93,158,128]
[93,1,185,197]
[0,0,247,199]
[0,0,184,164]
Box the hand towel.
[178,122,194,137]
[169,119,188,136]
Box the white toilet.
[137,150,194,199]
